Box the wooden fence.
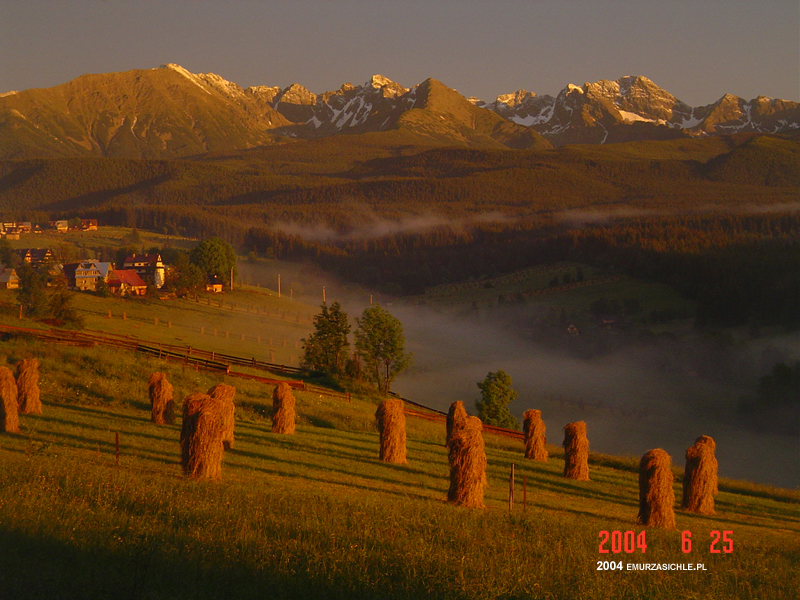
[0,323,532,439]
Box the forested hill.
[1,130,798,329]
[0,132,797,234]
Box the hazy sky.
[1,0,798,105]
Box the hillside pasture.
[0,335,798,599]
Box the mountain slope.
[0,64,291,159]
[479,76,800,146]
[2,67,798,159]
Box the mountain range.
[1,64,798,159]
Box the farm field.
[0,332,798,599]
[0,284,315,368]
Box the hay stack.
[523,409,548,461]
[16,358,41,415]
[447,416,488,508]
[0,366,19,434]
[207,383,236,449]
[271,382,296,435]
[682,435,718,514]
[446,401,467,447]
[562,421,589,480]
[637,448,676,529]
[375,398,407,463]
[180,393,224,479]
[148,372,173,425]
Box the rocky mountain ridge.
[0,64,797,159]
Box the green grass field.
[0,327,798,599]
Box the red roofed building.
[108,269,148,296]
[123,253,165,288]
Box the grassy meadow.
[0,324,799,599]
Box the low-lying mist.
[239,259,800,489]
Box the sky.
[1,0,798,106]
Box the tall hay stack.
[523,409,548,461]
[16,358,41,415]
[447,415,488,508]
[682,435,718,514]
[148,372,174,425]
[180,393,225,479]
[562,421,589,480]
[637,448,676,529]
[271,382,296,435]
[446,401,467,447]
[375,398,407,464]
[207,383,236,449]
[0,366,19,433]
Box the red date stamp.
[598,530,648,553]
[598,530,734,555]
[681,530,733,554]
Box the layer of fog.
[391,306,799,489]
[267,211,513,243]
[240,259,800,489]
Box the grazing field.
[0,332,798,599]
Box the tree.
[48,278,84,328]
[165,252,205,296]
[16,263,49,318]
[354,304,412,395]
[190,237,238,283]
[475,370,519,430]
[301,302,351,375]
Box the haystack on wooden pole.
[448,415,488,508]
[179,393,224,479]
[637,448,676,529]
[148,372,174,425]
[523,409,548,461]
[682,435,718,515]
[271,382,296,434]
[446,401,467,447]
[375,397,407,463]
[562,421,589,480]
[0,366,19,434]
[207,383,236,450]
[16,358,41,415]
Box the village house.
[62,260,112,291]
[49,220,69,233]
[123,253,165,288]
[14,248,55,266]
[0,267,20,290]
[80,219,98,231]
[107,269,148,296]
[206,275,224,293]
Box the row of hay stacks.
[443,402,718,521]
[636,436,719,527]
[155,370,719,517]
[1,359,42,434]
[156,372,298,481]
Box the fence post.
[509,463,515,512]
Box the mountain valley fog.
[240,261,800,489]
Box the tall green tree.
[165,252,205,296]
[354,304,412,395]
[16,263,49,318]
[301,302,351,375]
[475,370,519,430]
[190,237,238,283]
